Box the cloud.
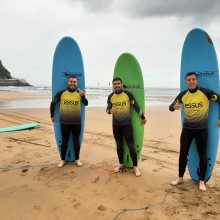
[66,0,113,13]
[67,0,220,21]
[120,0,220,19]
[1,0,220,87]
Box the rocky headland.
[0,60,31,86]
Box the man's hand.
[141,118,147,125]
[215,120,220,127]
[78,88,85,97]
[174,99,182,110]
[51,117,55,123]
[110,106,117,114]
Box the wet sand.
[0,92,220,220]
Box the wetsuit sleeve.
[200,88,220,119]
[125,91,145,119]
[169,91,185,112]
[50,90,64,117]
[81,95,88,106]
[106,93,113,114]
[200,88,220,103]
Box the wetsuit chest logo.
[185,102,203,108]
[113,101,126,107]
[64,100,79,105]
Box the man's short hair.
[112,77,122,83]
[185,72,198,80]
[68,75,78,81]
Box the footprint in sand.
[70,199,77,203]
[33,206,41,211]
[22,168,29,173]
[105,175,119,184]
[203,210,218,216]
[98,205,106,211]
[152,168,161,172]
[6,146,13,148]
[34,152,42,158]
[91,176,99,183]
[73,203,81,208]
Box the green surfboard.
[113,53,145,167]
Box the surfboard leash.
[0,163,57,172]
[111,182,196,220]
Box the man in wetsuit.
[50,76,88,168]
[169,72,220,191]
[106,77,147,177]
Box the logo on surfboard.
[194,71,219,78]
[63,72,84,78]
[123,84,144,89]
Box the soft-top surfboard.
[113,53,145,167]
[181,28,220,182]
[52,36,85,162]
[0,122,41,133]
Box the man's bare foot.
[57,160,65,168]
[114,164,123,172]
[134,167,142,177]
[75,160,82,167]
[199,181,206,191]
[170,177,184,186]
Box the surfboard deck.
[52,36,85,162]
[181,28,219,182]
[0,123,41,133]
[113,53,145,168]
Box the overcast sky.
[1,0,220,87]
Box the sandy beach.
[0,91,220,220]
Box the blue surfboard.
[52,37,85,162]
[181,28,220,182]
[0,122,41,133]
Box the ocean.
[0,86,179,109]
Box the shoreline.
[0,87,178,109]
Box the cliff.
[0,60,31,86]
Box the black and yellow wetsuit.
[106,90,145,167]
[50,88,88,160]
[169,86,220,180]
